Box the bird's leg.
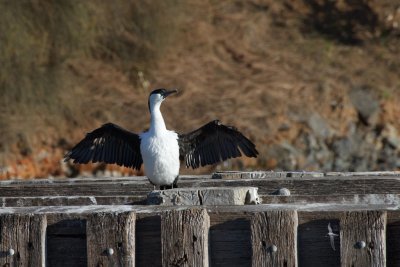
[173,176,179,189]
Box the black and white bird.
[64,89,258,189]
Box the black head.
[149,88,178,98]
[148,88,178,111]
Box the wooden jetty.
[0,171,400,266]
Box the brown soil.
[1,0,400,179]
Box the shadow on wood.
[136,215,161,267]
[387,220,400,266]
[210,218,251,267]
[298,219,340,267]
[47,219,87,267]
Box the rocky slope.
[1,0,400,178]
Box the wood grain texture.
[87,211,135,267]
[340,211,386,267]
[0,195,145,207]
[1,204,399,217]
[0,214,46,267]
[0,206,397,266]
[2,176,400,198]
[161,208,209,267]
[213,171,325,179]
[213,171,400,179]
[2,193,400,207]
[251,210,298,267]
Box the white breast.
[139,130,180,186]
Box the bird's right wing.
[64,123,143,170]
[330,237,336,251]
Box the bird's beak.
[164,89,178,98]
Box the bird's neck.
[149,103,167,134]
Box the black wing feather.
[178,120,258,169]
[64,123,143,170]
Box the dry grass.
[1,0,400,176]
[0,0,185,163]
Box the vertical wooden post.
[340,211,386,267]
[251,210,298,267]
[161,208,210,267]
[0,214,46,267]
[87,211,136,267]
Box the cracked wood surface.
[0,214,46,267]
[161,208,209,267]
[340,211,386,267]
[251,210,298,267]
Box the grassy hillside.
[1,0,400,178]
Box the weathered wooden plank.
[197,177,400,196]
[340,211,386,267]
[2,193,400,207]
[2,176,400,197]
[161,209,209,267]
[214,171,400,179]
[0,183,152,197]
[87,212,136,267]
[0,175,211,186]
[326,171,400,177]
[0,195,145,207]
[213,171,325,179]
[0,203,399,217]
[0,214,46,267]
[0,207,395,267]
[4,172,400,187]
[261,194,400,206]
[251,210,297,267]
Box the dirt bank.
[1,0,400,178]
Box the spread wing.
[328,223,333,233]
[178,120,258,169]
[330,236,336,251]
[64,123,143,170]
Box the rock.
[382,124,400,149]
[307,113,333,138]
[348,87,380,125]
[147,187,261,206]
[265,143,299,170]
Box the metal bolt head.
[270,245,278,253]
[356,241,366,249]
[8,248,15,256]
[106,248,114,256]
[278,188,291,196]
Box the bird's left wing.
[178,120,258,169]
[64,123,143,170]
